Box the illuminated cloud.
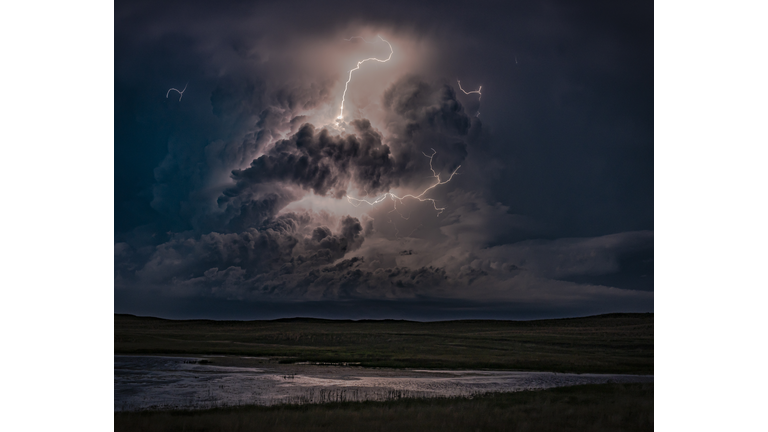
[115,0,653,319]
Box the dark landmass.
[115,313,653,374]
[114,382,653,432]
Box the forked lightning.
[346,150,460,217]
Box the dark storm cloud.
[223,190,299,233]
[117,58,487,305]
[214,74,479,240]
[130,211,366,295]
[463,230,654,290]
[221,120,402,200]
[115,0,653,319]
[220,74,477,203]
[115,0,347,235]
[383,76,471,137]
[382,75,476,177]
[224,76,470,198]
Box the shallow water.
[114,355,653,411]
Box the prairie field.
[115,313,653,374]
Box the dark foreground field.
[115,383,653,432]
[115,313,653,374]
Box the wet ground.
[115,355,654,411]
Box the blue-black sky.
[114,0,653,320]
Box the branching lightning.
[457,79,481,117]
[166,82,188,101]
[337,35,393,121]
[346,149,460,217]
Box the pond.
[115,355,653,411]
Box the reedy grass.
[115,383,653,432]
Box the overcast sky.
[114,0,653,319]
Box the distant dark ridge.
[115,314,170,321]
[114,314,417,324]
[114,312,652,324]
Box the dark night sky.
[114,0,653,319]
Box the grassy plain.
[114,382,653,432]
[114,313,653,374]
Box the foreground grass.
[115,313,653,374]
[115,383,653,432]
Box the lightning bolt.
[457,79,481,117]
[166,82,188,101]
[346,149,460,217]
[337,35,393,121]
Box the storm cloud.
[115,0,653,319]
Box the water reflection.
[115,355,653,411]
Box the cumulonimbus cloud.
[115,7,653,317]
